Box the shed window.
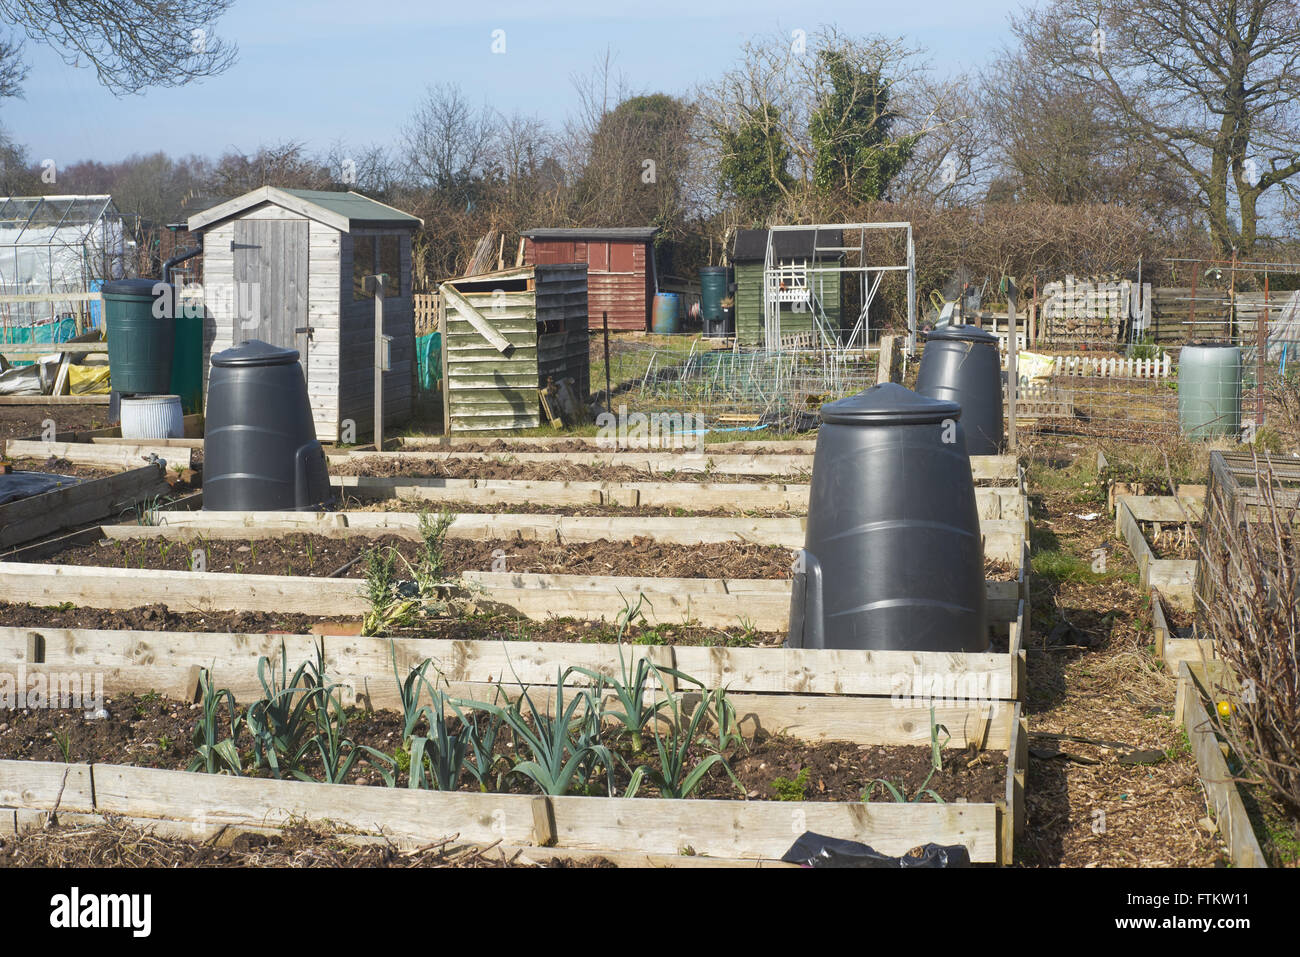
[353,234,402,300]
[588,242,610,272]
[610,242,636,272]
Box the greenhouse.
[0,194,126,346]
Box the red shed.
[522,227,658,331]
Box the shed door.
[232,218,310,380]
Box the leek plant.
[864,705,950,804]
[451,690,511,792]
[624,682,742,800]
[409,687,469,790]
[488,670,615,796]
[300,682,394,786]
[246,642,322,779]
[188,668,245,775]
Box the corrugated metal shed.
[522,227,657,331]
[439,263,589,432]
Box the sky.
[1,0,1026,167]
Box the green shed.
[731,228,844,347]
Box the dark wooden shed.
[522,227,657,331]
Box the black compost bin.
[204,339,332,511]
[788,382,988,652]
[915,324,1004,456]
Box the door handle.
[295,326,314,340]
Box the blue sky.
[1,0,1024,165]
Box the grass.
[1032,548,1107,585]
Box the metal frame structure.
[762,222,915,352]
[0,195,123,341]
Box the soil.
[0,819,605,868]
[0,405,112,450]
[0,601,354,635]
[0,692,1004,806]
[2,457,117,480]
[333,456,811,484]
[429,439,813,456]
[1155,595,1198,637]
[34,533,798,581]
[30,533,1017,587]
[339,497,802,518]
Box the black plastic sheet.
[0,470,82,506]
[782,831,972,868]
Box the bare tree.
[0,0,236,96]
[207,141,330,196]
[402,83,497,198]
[1010,0,1300,256]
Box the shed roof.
[732,228,844,263]
[187,186,423,233]
[523,227,658,242]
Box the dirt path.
[1021,448,1225,867]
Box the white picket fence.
[1048,353,1172,380]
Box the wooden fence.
[414,293,438,335]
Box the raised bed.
[0,702,1024,863]
[0,628,1027,863]
[1115,494,1200,605]
[5,439,192,471]
[333,476,1027,520]
[1174,661,1267,868]
[0,463,170,552]
[329,448,1021,484]
[137,508,1028,561]
[1151,589,1215,677]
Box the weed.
[771,767,810,801]
[1166,728,1192,761]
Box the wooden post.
[373,275,385,452]
[1259,269,1269,426]
[876,334,900,385]
[439,292,450,441]
[603,311,612,412]
[1006,280,1018,453]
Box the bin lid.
[924,324,998,344]
[821,382,961,426]
[102,278,169,298]
[211,339,300,368]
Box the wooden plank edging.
[1177,663,1268,868]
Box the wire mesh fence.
[1009,338,1267,444]
[591,335,878,429]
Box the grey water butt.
[203,340,332,511]
[787,382,988,652]
[915,324,1004,455]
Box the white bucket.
[121,394,184,440]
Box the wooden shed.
[522,227,656,331]
[187,187,423,443]
[438,263,589,432]
[732,228,843,346]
